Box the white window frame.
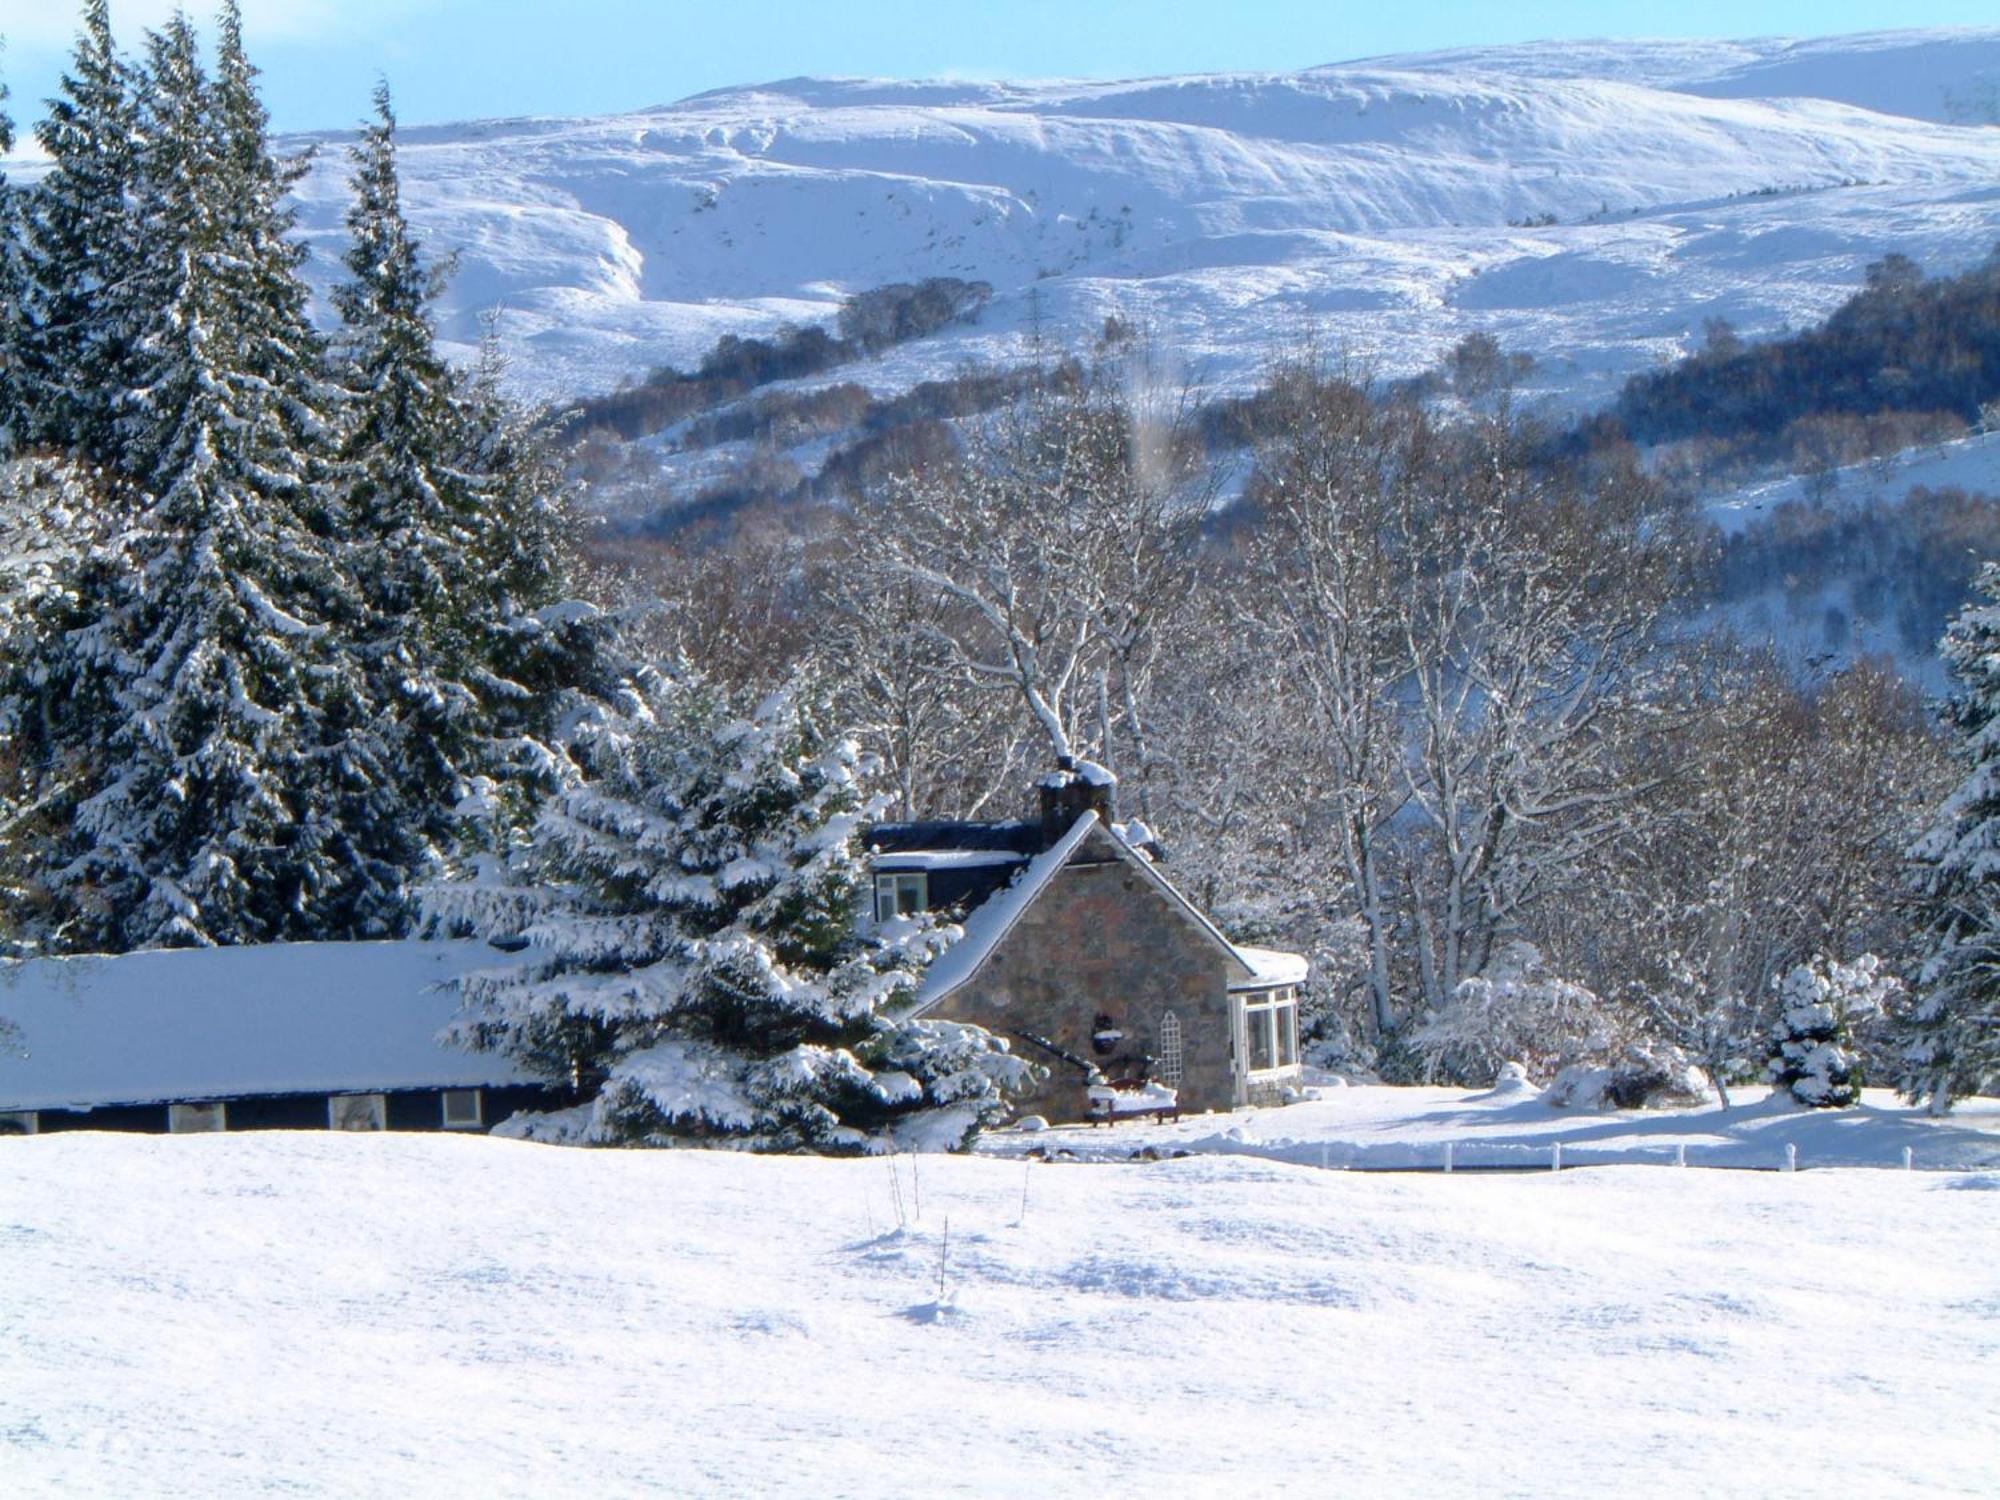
[1237,987,1301,1078]
[169,1101,228,1134]
[328,1093,389,1132]
[0,1110,37,1136]
[874,871,929,923]
[441,1089,484,1130]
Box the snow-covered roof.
[871,850,1028,872]
[0,941,535,1113]
[1232,946,1311,990]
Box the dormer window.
[874,871,929,922]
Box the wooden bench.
[1085,1080,1180,1126]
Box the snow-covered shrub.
[1411,941,1620,1085]
[1545,1041,1710,1111]
[430,673,1035,1152]
[1767,954,1901,1107]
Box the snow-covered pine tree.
[18,0,144,460]
[330,83,625,883]
[455,321,574,635]
[0,456,105,945]
[14,14,363,950]
[431,674,1034,1152]
[1766,954,1897,1108]
[0,62,22,456]
[322,79,489,903]
[333,82,479,643]
[209,1,338,501]
[1902,561,2000,1111]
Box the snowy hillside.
[1364,28,2000,122]
[1707,427,2000,535]
[5,1127,1998,1496]
[219,29,2000,406]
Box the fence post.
[1551,1142,1563,1173]
[1903,1145,1914,1172]
[1784,1143,1797,1173]
[1675,1143,1687,1168]
[1444,1142,1454,1174]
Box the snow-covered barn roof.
[0,941,535,1113]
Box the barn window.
[0,1110,37,1136]
[874,872,928,922]
[328,1093,388,1132]
[441,1090,483,1130]
[169,1101,227,1133]
[1156,1012,1184,1088]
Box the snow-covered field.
[986,1080,2000,1172]
[4,1086,1998,1496]
[235,28,2000,409]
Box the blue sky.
[1,0,1996,136]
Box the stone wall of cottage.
[930,829,1238,1122]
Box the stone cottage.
[868,762,1307,1122]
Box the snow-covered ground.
[1705,428,2000,535]
[986,1080,2000,1172]
[144,28,1992,409]
[4,1086,1997,1496]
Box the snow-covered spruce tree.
[0,62,25,455]
[430,675,1033,1151]
[320,79,494,898]
[1903,562,2000,1111]
[1767,954,1898,1108]
[13,15,365,950]
[0,456,105,946]
[209,1,339,499]
[442,322,636,843]
[18,0,144,460]
[327,83,600,879]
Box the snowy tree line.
[608,348,2000,1112]
[0,2,620,952]
[0,5,1039,1151]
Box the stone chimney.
[1038,756,1118,847]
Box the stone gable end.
[928,828,1237,1120]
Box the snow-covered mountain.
[249,29,2000,407]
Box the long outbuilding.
[0,940,562,1136]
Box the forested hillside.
[1609,249,2000,474]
